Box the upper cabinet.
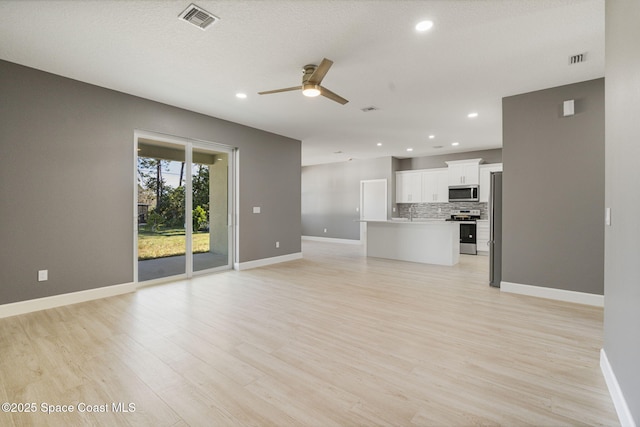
[396,168,448,203]
[479,163,503,203]
[421,169,449,203]
[446,158,482,186]
[395,171,422,203]
[396,159,495,204]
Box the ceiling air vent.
[179,3,220,30]
[569,52,587,65]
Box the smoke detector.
[179,3,220,30]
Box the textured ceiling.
[0,0,604,165]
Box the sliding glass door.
[191,146,230,273]
[136,133,233,283]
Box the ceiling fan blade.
[258,86,301,95]
[320,86,349,105]
[308,58,333,84]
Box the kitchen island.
[365,220,460,266]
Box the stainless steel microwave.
[448,185,479,202]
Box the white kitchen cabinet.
[421,168,449,203]
[476,220,490,253]
[395,171,422,203]
[479,163,503,203]
[446,158,482,186]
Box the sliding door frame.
[133,129,236,286]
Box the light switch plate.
[605,207,611,226]
[38,270,48,281]
[253,206,260,214]
[563,99,575,116]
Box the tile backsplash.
[397,202,488,220]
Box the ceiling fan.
[258,58,349,105]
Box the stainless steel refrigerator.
[489,171,502,287]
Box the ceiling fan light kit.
[259,58,349,105]
[302,84,321,97]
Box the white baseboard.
[500,281,604,307]
[234,252,303,271]
[600,349,637,427]
[1,252,304,316]
[302,236,362,245]
[0,282,136,319]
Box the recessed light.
[377,143,382,146]
[467,112,478,118]
[451,142,460,146]
[236,93,247,99]
[407,148,414,152]
[415,20,434,32]
[428,135,435,139]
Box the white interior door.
[360,179,387,243]
[361,179,387,220]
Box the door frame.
[133,129,237,286]
[359,179,388,243]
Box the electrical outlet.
[323,228,327,233]
[38,270,48,282]
[276,241,280,248]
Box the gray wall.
[302,157,393,240]
[0,60,301,305]
[397,148,502,171]
[604,1,640,423]
[502,78,604,295]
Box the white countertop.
[361,219,479,225]
[361,219,448,224]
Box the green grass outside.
[138,226,210,260]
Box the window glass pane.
[192,148,229,272]
[137,140,186,281]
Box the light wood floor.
[0,241,618,426]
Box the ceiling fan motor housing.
[302,64,318,83]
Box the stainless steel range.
[446,209,480,255]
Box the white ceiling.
[0,0,604,166]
